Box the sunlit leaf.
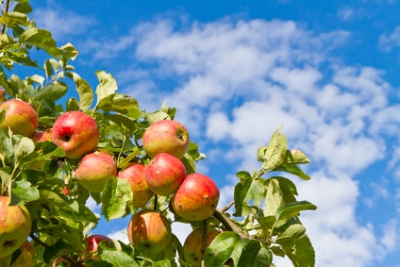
[261,126,288,171]
[66,72,93,110]
[102,177,133,221]
[11,180,39,205]
[234,178,265,217]
[275,201,317,228]
[34,84,67,101]
[95,70,118,105]
[204,232,241,266]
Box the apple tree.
[0,1,317,266]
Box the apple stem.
[200,219,208,267]
[154,194,158,210]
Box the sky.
[21,0,400,266]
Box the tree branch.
[213,209,249,239]
[1,0,10,34]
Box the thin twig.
[200,219,208,267]
[1,0,10,34]
[213,209,249,239]
[221,200,235,213]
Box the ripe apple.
[0,89,4,102]
[183,226,221,267]
[31,130,52,143]
[0,99,38,137]
[5,240,35,267]
[0,196,32,258]
[86,234,112,253]
[52,111,99,159]
[144,153,186,196]
[75,151,117,192]
[171,173,220,221]
[117,163,154,208]
[127,210,172,258]
[142,120,189,159]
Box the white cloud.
[379,25,400,51]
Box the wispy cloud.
[379,25,400,51]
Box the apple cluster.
[0,96,222,266]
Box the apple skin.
[171,173,220,221]
[183,226,220,267]
[75,151,117,192]
[51,111,99,159]
[117,163,154,208]
[31,131,52,143]
[86,234,112,253]
[6,240,35,267]
[0,196,32,258]
[142,120,189,159]
[0,99,38,137]
[144,153,186,196]
[127,210,172,258]
[0,89,4,102]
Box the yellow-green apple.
[31,130,52,143]
[86,234,112,257]
[0,99,38,137]
[171,173,219,221]
[144,153,186,196]
[127,210,172,258]
[51,111,99,159]
[6,240,34,267]
[75,151,117,192]
[117,163,154,208]
[0,196,32,258]
[142,120,189,159]
[183,226,220,267]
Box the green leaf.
[34,84,67,101]
[181,153,196,175]
[253,246,273,267]
[261,127,288,171]
[233,178,265,217]
[19,27,62,58]
[66,97,80,111]
[270,177,298,203]
[66,72,93,110]
[275,201,317,228]
[276,224,306,245]
[161,101,176,120]
[0,129,13,162]
[104,114,136,134]
[284,150,310,164]
[95,70,118,105]
[264,179,284,217]
[257,146,268,162]
[0,167,11,198]
[59,43,78,60]
[236,171,252,181]
[274,164,311,181]
[101,177,133,221]
[145,111,170,124]
[97,93,141,119]
[153,259,172,267]
[43,240,74,264]
[0,11,30,27]
[236,240,261,267]
[100,250,140,267]
[14,3,32,14]
[14,137,35,164]
[11,180,39,205]
[204,232,241,266]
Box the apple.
[31,130,52,143]
[75,151,117,192]
[144,153,186,196]
[51,111,99,159]
[142,120,189,159]
[0,99,38,137]
[0,196,32,258]
[117,163,154,208]
[171,173,220,221]
[6,240,35,267]
[86,234,112,253]
[127,210,172,258]
[183,226,220,267]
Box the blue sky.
[24,0,400,266]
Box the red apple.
[31,130,52,143]
[171,173,219,221]
[86,234,112,253]
[0,99,38,137]
[7,240,35,267]
[183,226,220,267]
[0,196,32,258]
[144,153,186,196]
[127,210,172,258]
[117,163,154,208]
[142,120,189,159]
[51,111,99,159]
[75,151,117,192]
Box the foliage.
[0,1,317,266]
